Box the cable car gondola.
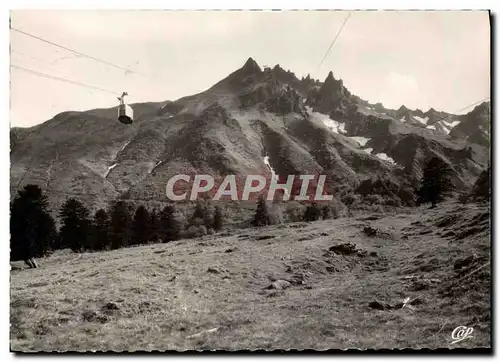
[117,91,134,124]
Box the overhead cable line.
[451,97,490,115]
[432,96,490,126]
[314,11,351,75]
[11,27,151,80]
[11,64,120,95]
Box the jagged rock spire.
[241,57,262,74]
[319,71,344,97]
[325,71,335,83]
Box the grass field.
[10,200,490,351]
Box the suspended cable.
[432,96,490,126]
[452,97,490,115]
[10,64,122,190]
[11,64,119,95]
[314,12,351,75]
[11,27,151,79]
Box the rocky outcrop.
[306,71,355,120]
[450,102,490,146]
[10,57,490,212]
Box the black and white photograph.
[8,8,491,352]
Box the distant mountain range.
[10,57,490,211]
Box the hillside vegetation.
[11,200,490,351]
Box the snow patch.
[478,125,490,134]
[339,122,346,133]
[149,160,163,174]
[120,140,131,152]
[363,148,373,155]
[426,125,436,131]
[323,118,346,134]
[375,153,396,165]
[443,120,460,128]
[264,156,277,180]
[307,108,346,134]
[413,115,429,125]
[439,123,451,134]
[400,116,406,123]
[436,119,461,135]
[349,136,370,147]
[264,156,289,197]
[104,163,118,178]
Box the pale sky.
[10,10,490,127]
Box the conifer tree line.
[9,157,489,265]
[10,185,225,263]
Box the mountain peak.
[468,101,491,116]
[424,107,440,118]
[319,71,344,97]
[325,71,335,82]
[241,57,262,74]
[477,101,490,110]
[414,108,424,117]
[211,57,262,89]
[272,64,286,72]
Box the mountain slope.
[10,58,490,212]
[10,201,490,351]
[450,102,491,147]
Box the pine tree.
[203,203,214,230]
[252,196,271,227]
[190,202,205,226]
[59,198,92,252]
[160,205,180,242]
[417,157,454,208]
[10,185,56,264]
[36,212,57,254]
[92,209,110,251]
[148,208,160,243]
[303,203,322,221]
[109,201,132,250]
[321,204,333,220]
[131,205,150,246]
[471,166,491,201]
[213,206,223,231]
